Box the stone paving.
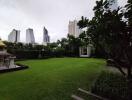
[0,65,21,70]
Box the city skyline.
[43,27,50,45]
[0,0,127,43]
[68,20,82,38]
[26,28,35,44]
[8,29,20,43]
[8,27,50,44]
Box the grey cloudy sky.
[0,0,127,43]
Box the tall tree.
[78,0,132,79]
[67,35,82,56]
[78,0,132,99]
[125,0,132,26]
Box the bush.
[8,50,40,59]
[91,71,130,100]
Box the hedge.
[91,71,130,100]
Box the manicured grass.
[0,58,106,100]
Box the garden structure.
[0,39,16,70]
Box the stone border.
[0,64,29,73]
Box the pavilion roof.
[0,39,6,47]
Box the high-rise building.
[108,0,118,11]
[68,20,82,38]
[26,28,35,44]
[43,27,50,45]
[8,29,20,43]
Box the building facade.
[68,20,82,38]
[26,28,35,44]
[8,29,20,43]
[43,27,50,45]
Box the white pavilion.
[0,39,16,70]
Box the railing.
[71,88,109,100]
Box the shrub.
[91,71,130,100]
[8,50,40,59]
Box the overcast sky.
[0,0,127,43]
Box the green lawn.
[0,58,106,100]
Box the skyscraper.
[108,0,118,11]
[68,20,82,38]
[26,28,35,44]
[8,29,20,43]
[43,27,50,45]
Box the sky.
[0,0,127,44]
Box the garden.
[0,0,132,100]
[0,58,105,100]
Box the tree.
[78,0,132,79]
[78,16,89,28]
[67,35,82,56]
[78,0,109,58]
[57,38,68,48]
[125,0,132,26]
[78,0,132,99]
